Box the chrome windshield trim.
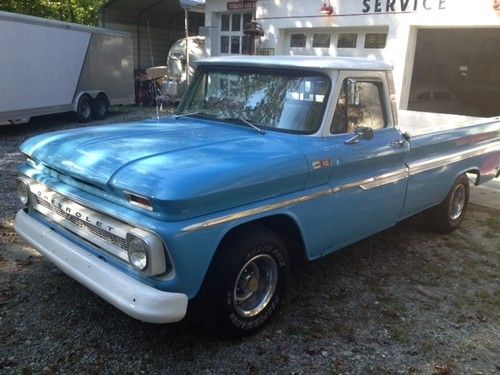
[181,189,333,233]
[408,141,500,176]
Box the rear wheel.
[191,225,289,337]
[92,94,109,120]
[75,95,93,123]
[424,174,470,233]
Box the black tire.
[92,94,109,120]
[423,174,470,233]
[75,95,93,123]
[190,225,290,337]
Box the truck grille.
[29,183,131,261]
[21,176,172,277]
[34,195,128,251]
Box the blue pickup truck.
[15,56,500,336]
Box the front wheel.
[424,174,470,233]
[191,226,289,337]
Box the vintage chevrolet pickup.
[15,56,500,336]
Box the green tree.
[0,0,107,26]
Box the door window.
[331,79,386,134]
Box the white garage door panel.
[0,20,90,112]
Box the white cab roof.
[197,55,392,71]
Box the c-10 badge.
[312,159,332,170]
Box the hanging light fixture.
[319,0,335,16]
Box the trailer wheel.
[76,95,93,123]
[93,94,109,120]
[190,225,289,337]
[424,174,470,233]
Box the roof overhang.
[100,0,205,16]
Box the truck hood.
[21,118,310,220]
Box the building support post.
[185,9,190,86]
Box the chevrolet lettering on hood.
[35,188,115,233]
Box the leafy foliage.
[0,0,107,26]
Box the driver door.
[324,71,410,252]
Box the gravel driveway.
[1,108,499,374]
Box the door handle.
[389,139,407,148]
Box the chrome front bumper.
[15,210,188,323]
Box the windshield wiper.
[221,117,265,134]
[173,111,200,119]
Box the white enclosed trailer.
[0,11,135,125]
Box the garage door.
[409,28,500,117]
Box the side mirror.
[358,126,374,140]
[344,126,374,145]
[347,78,360,106]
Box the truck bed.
[398,110,498,137]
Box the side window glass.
[331,79,386,134]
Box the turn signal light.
[127,193,153,211]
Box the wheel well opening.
[78,93,92,102]
[219,215,307,268]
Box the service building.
[203,0,500,116]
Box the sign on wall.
[256,48,275,55]
[361,0,447,14]
[227,1,257,11]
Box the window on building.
[232,14,241,31]
[231,36,240,54]
[220,36,229,53]
[221,14,230,32]
[337,33,357,48]
[290,33,307,48]
[219,12,254,55]
[312,33,331,48]
[331,79,386,134]
[364,33,387,49]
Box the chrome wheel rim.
[233,254,278,318]
[97,101,106,116]
[81,101,91,118]
[449,184,466,221]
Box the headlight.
[16,178,30,206]
[126,230,172,277]
[127,234,149,271]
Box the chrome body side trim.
[181,189,333,232]
[333,168,409,193]
[408,141,500,176]
[181,139,500,234]
[182,168,409,233]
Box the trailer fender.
[72,91,105,112]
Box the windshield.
[177,67,331,134]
